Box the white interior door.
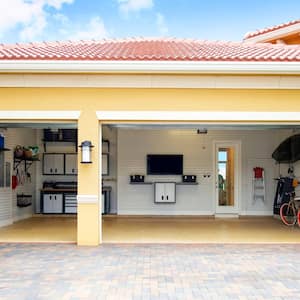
[214,141,241,214]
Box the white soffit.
[97,111,300,122]
[0,111,81,120]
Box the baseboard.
[239,211,273,216]
[13,213,33,222]
[0,218,13,227]
[215,214,239,218]
[117,210,214,216]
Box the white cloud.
[70,16,108,40]
[117,0,153,14]
[156,13,168,35]
[0,0,73,41]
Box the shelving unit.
[14,156,39,172]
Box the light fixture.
[79,140,94,163]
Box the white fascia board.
[244,23,300,43]
[96,111,300,122]
[0,111,81,120]
[1,60,300,75]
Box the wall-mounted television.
[147,154,183,175]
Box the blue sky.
[1,0,300,44]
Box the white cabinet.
[43,193,63,213]
[43,154,64,175]
[65,154,77,175]
[154,182,176,203]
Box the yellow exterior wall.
[0,88,300,112]
[1,86,300,245]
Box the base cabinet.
[43,194,63,213]
[42,192,77,213]
[154,182,176,203]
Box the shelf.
[129,182,198,185]
[130,182,153,185]
[0,148,10,152]
[14,156,40,172]
[43,140,77,152]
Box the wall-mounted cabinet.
[43,129,77,152]
[43,153,64,175]
[43,153,77,175]
[154,182,176,203]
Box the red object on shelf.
[253,167,264,179]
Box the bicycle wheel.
[280,202,297,226]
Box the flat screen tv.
[147,154,183,175]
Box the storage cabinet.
[154,182,176,203]
[43,154,64,175]
[65,154,77,175]
[43,193,63,213]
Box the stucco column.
[77,111,101,246]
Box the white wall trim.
[77,194,99,204]
[240,210,273,216]
[97,111,300,122]
[244,23,300,43]
[0,219,13,227]
[0,111,81,120]
[1,60,300,75]
[117,210,214,216]
[2,74,300,89]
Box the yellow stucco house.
[0,20,300,246]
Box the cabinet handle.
[72,168,74,173]
[55,195,56,200]
[50,195,52,200]
[161,195,164,200]
[50,168,53,173]
[166,195,169,200]
[55,168,57,173]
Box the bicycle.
[279,191,300,226]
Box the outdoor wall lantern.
[79,140,94,163]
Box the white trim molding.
[1,60,300,75]
[77,194,99,204]
[117,210,214,216]
[244,22,300,43]
[240,211,273,216]
[97,111,300,122]
[0,111,81,120]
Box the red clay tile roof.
[244,20,300,40]
[1,38,300,62]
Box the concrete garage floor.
[0,215,299,243]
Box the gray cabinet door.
[65,154,77,175]
[155,183,166,203]
[43,154,64,175]
[164,183,176,203]
[43,194,53,213]
[51,194,63,213]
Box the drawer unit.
[64,193,77,214]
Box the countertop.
[41,188,77,193]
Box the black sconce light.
[79,140,94,163]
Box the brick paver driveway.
[0,243,300,299]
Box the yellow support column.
[77,111,101,246]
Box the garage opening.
[0,122,77,243]
[101,122,300,243]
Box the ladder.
[253,167,265,203]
